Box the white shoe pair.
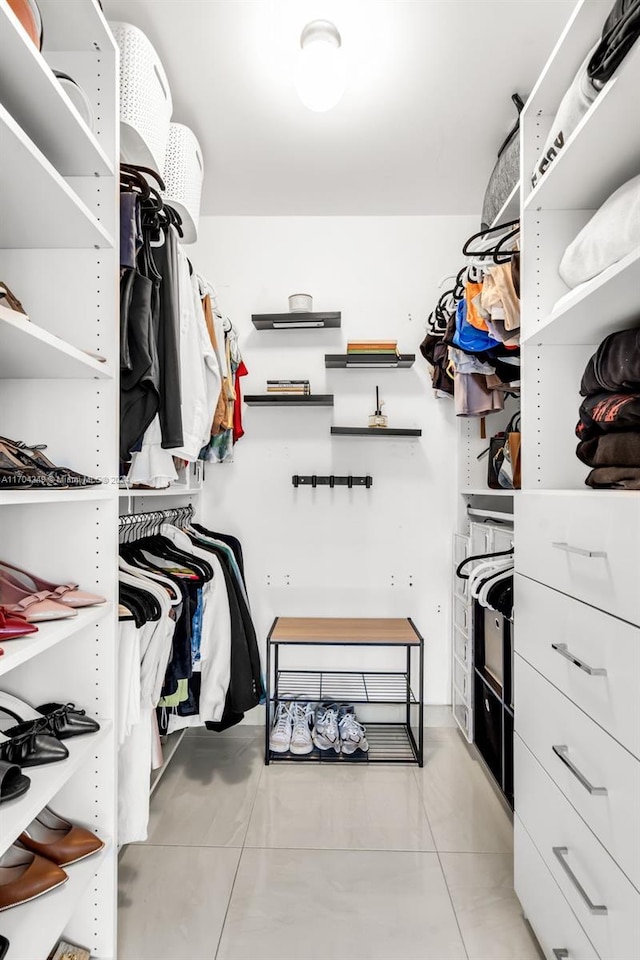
[313,703,369,755]
[269,701,314,755]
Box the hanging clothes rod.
[118,504,194,540]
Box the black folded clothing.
[588,0,640,84]
[577,431,640,466]
[580,326,640,396]
[576,392,640,439]
[586,466,640,489]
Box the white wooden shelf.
[0,2,112,177]
[523,247,640,346]
[0,604,111,679]
[1,842,110,960]
[0,722,110,855]
[0,306,113,380]
[0,105,113,250]
[490,182,520,228]
[39,0,115,53]
[118,483,202,499]
[0,487,114,507]
[524,40,640,212]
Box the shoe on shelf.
[0,846,67,912]
[289,702,314,755]
[0,560,106,609]
[338,708,369,756]
[269,701,293,753]
[0,725,68,768]
[0,573,78,623]
[0,444,63,490]
[0,693,99,741]
[312,703,341,753]
[19,807,104,867]
[0,282,28,317]
[0,438,101,488]
[0,760,30,804]
[0,606,39,640]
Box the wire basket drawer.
[163,122,204,244]
[109,21,173,173]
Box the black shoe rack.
[264,617,424,766]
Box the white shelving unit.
[515,3,640,958]
[0,4,118,958]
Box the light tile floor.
[118,726,542,960]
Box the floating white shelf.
[490,182,520,228]
[522,248,640,346]
[0,842,110,960]
[0,306,113,380]
[0,722,110,855]
[0,487,115,507]
[525,41,640,212]
[0,604,112,679]
[0,105,113,250]
[0,3,112,177]
[38,0,115,53]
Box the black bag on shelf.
[588,0,640,84]
[481,94,524,229]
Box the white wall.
[192,215,476,709]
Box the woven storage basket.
[163,122,204,244]
[109,21,172,173]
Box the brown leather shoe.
[19,807,105,867]
[0,846,67,911]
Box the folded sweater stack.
[576,326,640,488]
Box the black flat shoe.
[0,760,30,803]
[0,721,68,767]
[36,703,100,740]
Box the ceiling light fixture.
[295,20,345,113]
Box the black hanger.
[456,546,514,580]
[462,219,520,263]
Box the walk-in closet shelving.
[324,353,415,368]
[0,2,118,956]
[244,394,334,406]
[252,311,341,330]
[514,2,640,957]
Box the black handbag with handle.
[481,94,524,230]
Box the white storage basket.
[162,122,204,244]
[109,21,173,173]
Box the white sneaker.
[339,711,369,755]
[312,703,340,753]
[289,702,314,755]
[269,701,292,753]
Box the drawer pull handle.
[553,952,569,959]
[552,745,608,796]
[551,643,607,677]
[552,542,607,559]
[552,847,608,915]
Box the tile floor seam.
[435,849,471,960]
[213,846,250,960]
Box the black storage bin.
[504,710,514,807]
[474,674,503,786]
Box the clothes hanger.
[462,220,520,262]
[456,545,514,580]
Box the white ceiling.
[103,0,575,216]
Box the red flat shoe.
[0,562,105,609]
[0,606,38,640]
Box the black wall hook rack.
[292,475,373,489]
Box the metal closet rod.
[292,474,373,489]
[118,504,195,538]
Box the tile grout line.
[213,750,267,960]
[411,764,470,960]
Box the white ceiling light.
[295,20,345,113]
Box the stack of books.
[346,340,400,364]
[266,379,311,395]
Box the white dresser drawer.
[515,816,600,960]
[515,492,640,626]
[515,655,640,889]
[453,655,471,703]
[453,594,470,635]
[515,575,640,759]
[453,625,471,670]
[516,735,640,960]
[453,685,472,742]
